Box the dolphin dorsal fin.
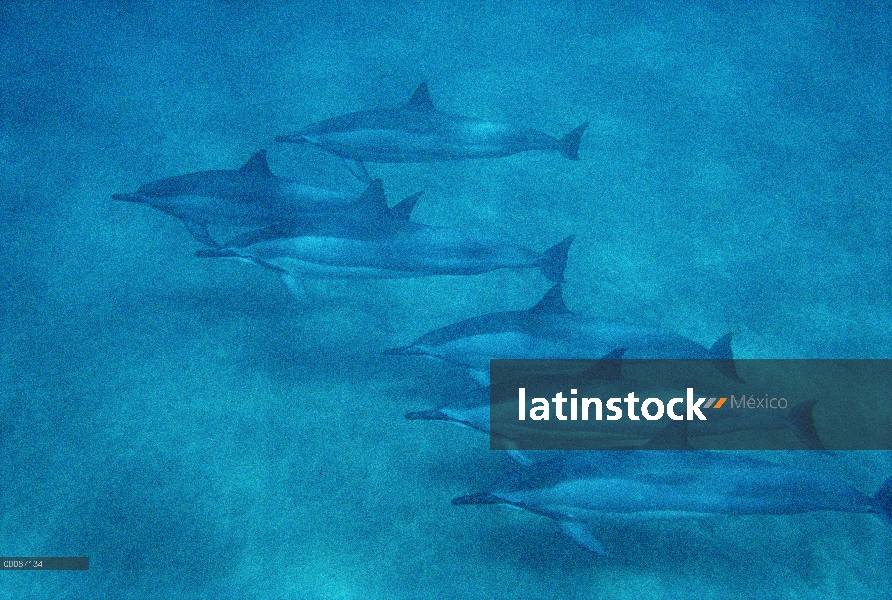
[528,284,569,315]
[390,191,423,221]
[352,179,390,219]
[240,150,274,177]
[407,83,435,111]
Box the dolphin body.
[406,393,696,465]
[197,181,574,284]
[385,284,740,385]
[112,150,398,247]
[452,451,892,554]
[276,83,588,182]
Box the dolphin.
[112,150,409,247]
[276,83,588,182]
[406,390,695,465]
[452,450,892,554]
[385,283,741,385]
[196,180,574,285]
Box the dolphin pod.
[111,83,888,559]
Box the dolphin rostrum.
[452,451,892,554]
[196,180,574,285]
[276,83,588,182]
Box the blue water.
[1,1,891,598]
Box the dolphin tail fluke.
[343,158,373,184]
[539,235,575,282]
[788,400,826,450]
[184,221,221,248]
[709,333,745,383]
[875,476,892,528]
[559,122,589,160]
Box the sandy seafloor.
[1,1,891,598]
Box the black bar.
[0,557,88,570]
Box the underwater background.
[2,0,891,598]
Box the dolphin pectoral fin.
[491,435,533,465]
[507,450,534,466]
[184,221,220,247]
[558,122,589,160]
[281,275,308,299]
[469,369,491,386]
[405,409,450,421]
[560,521,607,555]
[538,235,575,283]
[222,223,297,248]
[343,158,373,184]
[788,400,826,450]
